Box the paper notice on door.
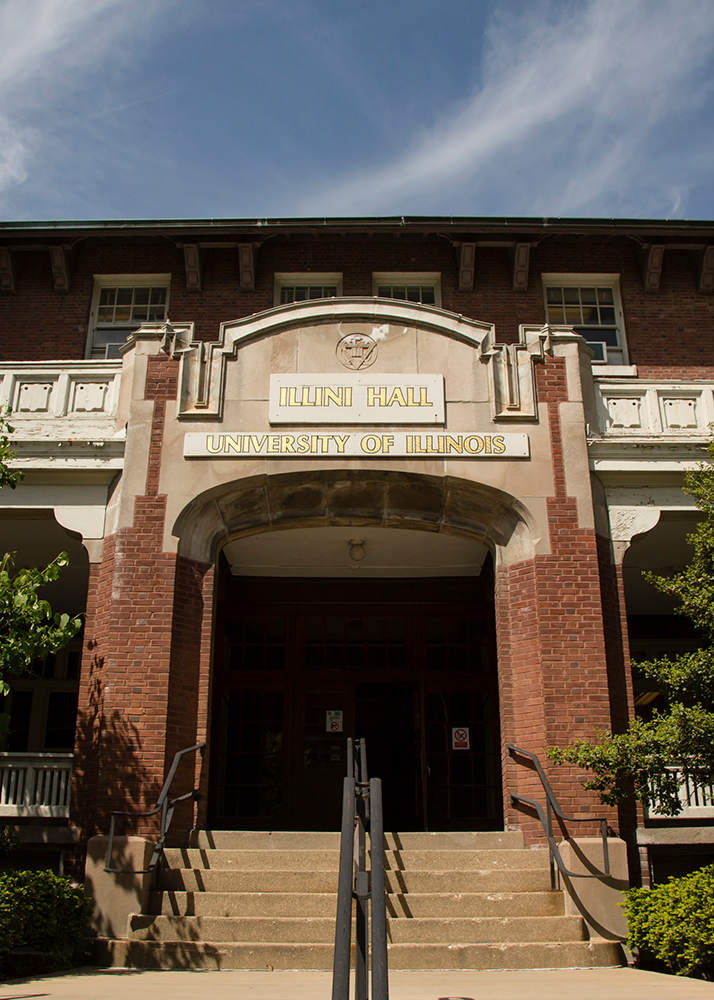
[326,710,343,733]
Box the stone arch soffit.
[172,469,537,566]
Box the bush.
[624,864,714,976]
[0,870,92,961]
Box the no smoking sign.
[451,727,470,750]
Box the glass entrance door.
[209,582,501,831]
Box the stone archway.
[170,469,538,832]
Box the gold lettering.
[311,435,318,453]
[492,435,506,455]
[296,434,310,453]
[445,435,463,454]
[206,435,224,454]
[406,435,414,453]
[315,386,323,407]
[324,387,344,406]
[250,435,268,453]
[317,435,331,453]
[345,387,352,406]
[382,435,394,452]
[420,387,432,407]
[387,386,407,407]
[425,435,439,453]
[334,434,350,453]
[266,435,280,453]
[288,387,299,406]
[361,434,382,453]
[281,435,296,453]
[279,386,288,406]
[413,436,427,453]
[367,387,387,407]
[243,435,250,452]
[224,435,242,454]
[301,387,314,406]
[464,435,484,454]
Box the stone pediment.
[132,299,565,424]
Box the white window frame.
[274,273,343,307]
[86,274,172,359]
[541,273,628,366]
[372,272,441,307]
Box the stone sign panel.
[184,431,529,458]
[269,374,445,424]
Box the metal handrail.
[332,738,389,1000]
[507,743,611,890]
[104,742,205,875]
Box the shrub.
[624,864,714,976]
[0,870,92,961]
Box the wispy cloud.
[0,0,176,206]
[296,0,714,218]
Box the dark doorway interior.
[208,569,501,832]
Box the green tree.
[548,442,714,816]
[0,412,82,734]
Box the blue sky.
[2,0,714,221]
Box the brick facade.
[3,216,712,881]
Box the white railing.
[0,752,73,818]
[0,361,122,434]
[594,378,714,439]
[648,768,714,820]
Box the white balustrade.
[0,753,73,818]
[648,767,714,820]
[0,361,122,427]
[595,379,714,439]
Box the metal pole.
[332,776,356,1000]
[355,790,368,1000]
[370,777,389,1000]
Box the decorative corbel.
[509,243,530,292]
[0,248,15,292]
[238,243,256,292]
[49,246,73,292]
[698,246,714,294]
[183,245,206,292]
[641,244,665,293]
[457,242,476,291]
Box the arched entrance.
[173,469,534,833]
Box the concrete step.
[161,847,549,872]
[150,891,337,918]
[129,913,585,946]
[150,888,564,919]
[156,866,553,894]
[188,830,525,851]
[93,938,624,971]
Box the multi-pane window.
[376,284,436,305]
[274,273,342,307]
[373,272,441,307]
[543,276,626,365]
[88,276,170,359]
[279,284,338,304]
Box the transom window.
[373,272,441,307]
[280,284,338,304]
[88,275,170,359]
[542,274,626,365]
[274,272,342,307]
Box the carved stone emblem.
[336,333,377,370]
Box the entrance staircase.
[99,830,624,970]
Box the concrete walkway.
[2,967,714,999]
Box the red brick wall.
[498,359,619,841]
[4,234,714,373]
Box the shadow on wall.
[73,649,163,840]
